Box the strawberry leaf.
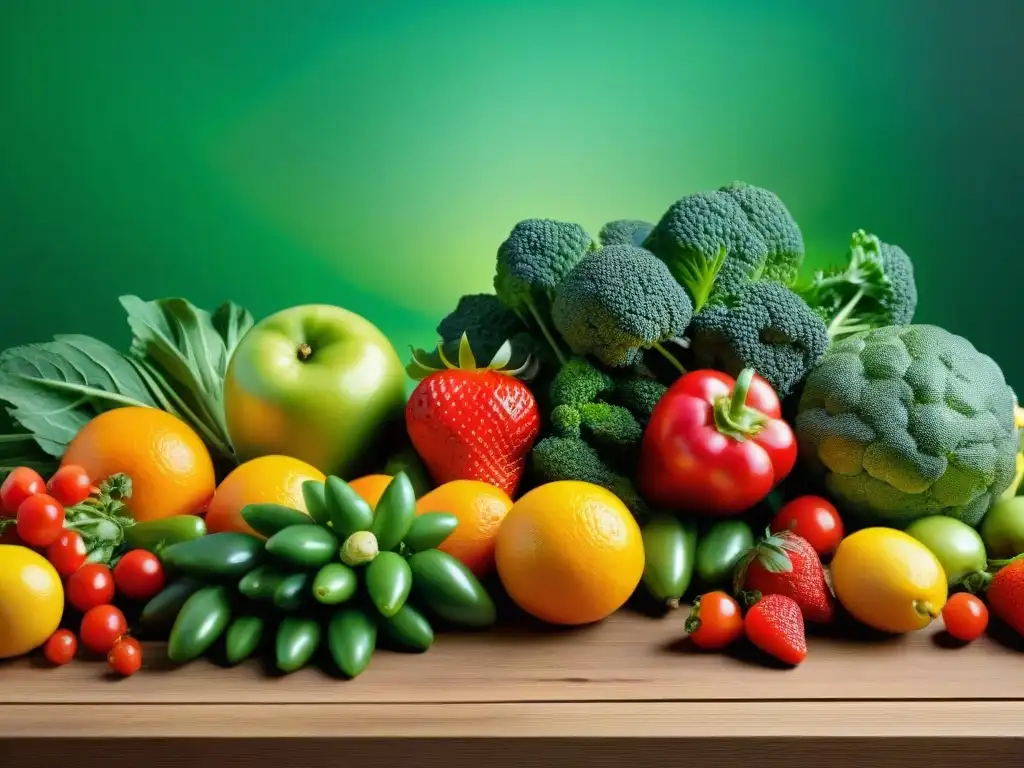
[487,341,513,371]
[458,333,477,370]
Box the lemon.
[830,527,948,634]
[0,545,64,659]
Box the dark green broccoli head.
[549,357,614,408]
[549,404,583,438]
[643,181,805,311]
[690,280,829,397]
[878,241,917,327]
[795,324,1019,528]
[551,245,693,371]
[599,219,654,248]
[436,293,533,364]
[578,402,643,458]
[607,375,668,422]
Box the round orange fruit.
[61,407,216,523]
[495,481,644,626]
[347,474,393,510]
[415,480,513,577]
[206,455,326,536]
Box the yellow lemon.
[830,527,948,634]
[0,545,64,659]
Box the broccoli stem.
[651,343,687,376]
[827,286,866,338]
[524,300,567,365]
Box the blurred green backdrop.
[1,1,1022,387]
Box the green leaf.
[487,341,513,370]
[670,245,727,313]
[0,335,162,457]
[0,432,59,480]
[457,333,477,370]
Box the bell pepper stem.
[712,368,766,441]
[729,368,755,421]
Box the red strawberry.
[406,335,540,498]
[744,593,807,666]
[986,557,1024,637]
[734,529,834,623]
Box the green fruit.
[404,512,458,552]
[160,532,265,580]
[325,476,375,537]
[695,520,754,587]
[225,615,265,665]
[241,503,314,538]
[379,603,434,652]
[905,515,988,586]
[223,303,406,478]
[124,516,207,553]
[407,549,496,629]
[371,473,416,551]
[238,565,288,602]
[641,515,698,608]
[312,563,358,605]
[167,585,233,663]
[328,608,377,678]
[265,524,339,569]
[139,578,203,634]
[981,496,1024,559]
[301,480,331,526]
[274,572,314,611]
[365,551,412,617]
[275,616,322,674]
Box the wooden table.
[2,610,1022,767]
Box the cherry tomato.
[942,593,989,642]
[43,629,78,665]
[45,530,88,578]
[685,591,744,650]
[113,549,166,600]
[79,604,128,655]
[1,466,45,515]
[66,564,116,613]
[107,636,143,676]
[771,496,845,557]
[46,465,92,507]
[15,493,65,548]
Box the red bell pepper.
[637,368,797,516]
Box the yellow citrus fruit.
[0,545,64,659]
[495,481,644,625]
[830,527,948,634]
[416,480,514,577]
[62,406,216,523]
[348,474,393,510]
[206,455,326,536]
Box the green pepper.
[123,516,207,553]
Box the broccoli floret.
[494,219,597,364]
[578,403,643,458]
[549,357,614,408]
[599,219,654,248]
[795,229,918,339]
[689,280,829,397]
[549,404,583,438]
[643,181,805,311]
[435,293,534,365]
[607,375,668,422]
[551,245,693,374]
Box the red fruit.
[45,530,88,578]
[107,636,143,676]
[46,465,92,507]
[113,549,166,600]
[735,529,834,623]
[770,496,844,558]
[685,591,744,650]
[79,604,128,654]
[406,336,540,497]
[986,558,1024,637]
[942,593,988,642]
[43,629,78,666]
[744,593,807,666]
[15,493,65,548]
[1,467,46,514]
[66,564,116,613]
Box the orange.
[415,480,513,577]
[495,481,644,626]
[348,474,393,510]
[206,455,326,536]
[61,407,216,523]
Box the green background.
[2,1,1021,387]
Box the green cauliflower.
[795,325,1019,528]
[598,219,654,248]
[643,181,805,311]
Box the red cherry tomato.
[66,564,116,613]
[79,604,128,655]
[46,465,92,507]
[45,530,88,578]
[638,369,797,515]
[685,591,744,650]
[43,629,78,665]
[15,493,66,548]
[113,549,166,600]
[942,593,989,642]
[1,466,45,515]
[107,636,143,676]
[771,496,845,557]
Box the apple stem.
[297,343,313,361]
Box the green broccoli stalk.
[598,219,654,248]
[795,229,918,340]
[494,219,597,365]
[689,280,829,397]
[551,245,693,375]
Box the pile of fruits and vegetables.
[3,180,1024,678]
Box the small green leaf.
[457,333,477,370]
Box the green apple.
[224,304,407,478]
